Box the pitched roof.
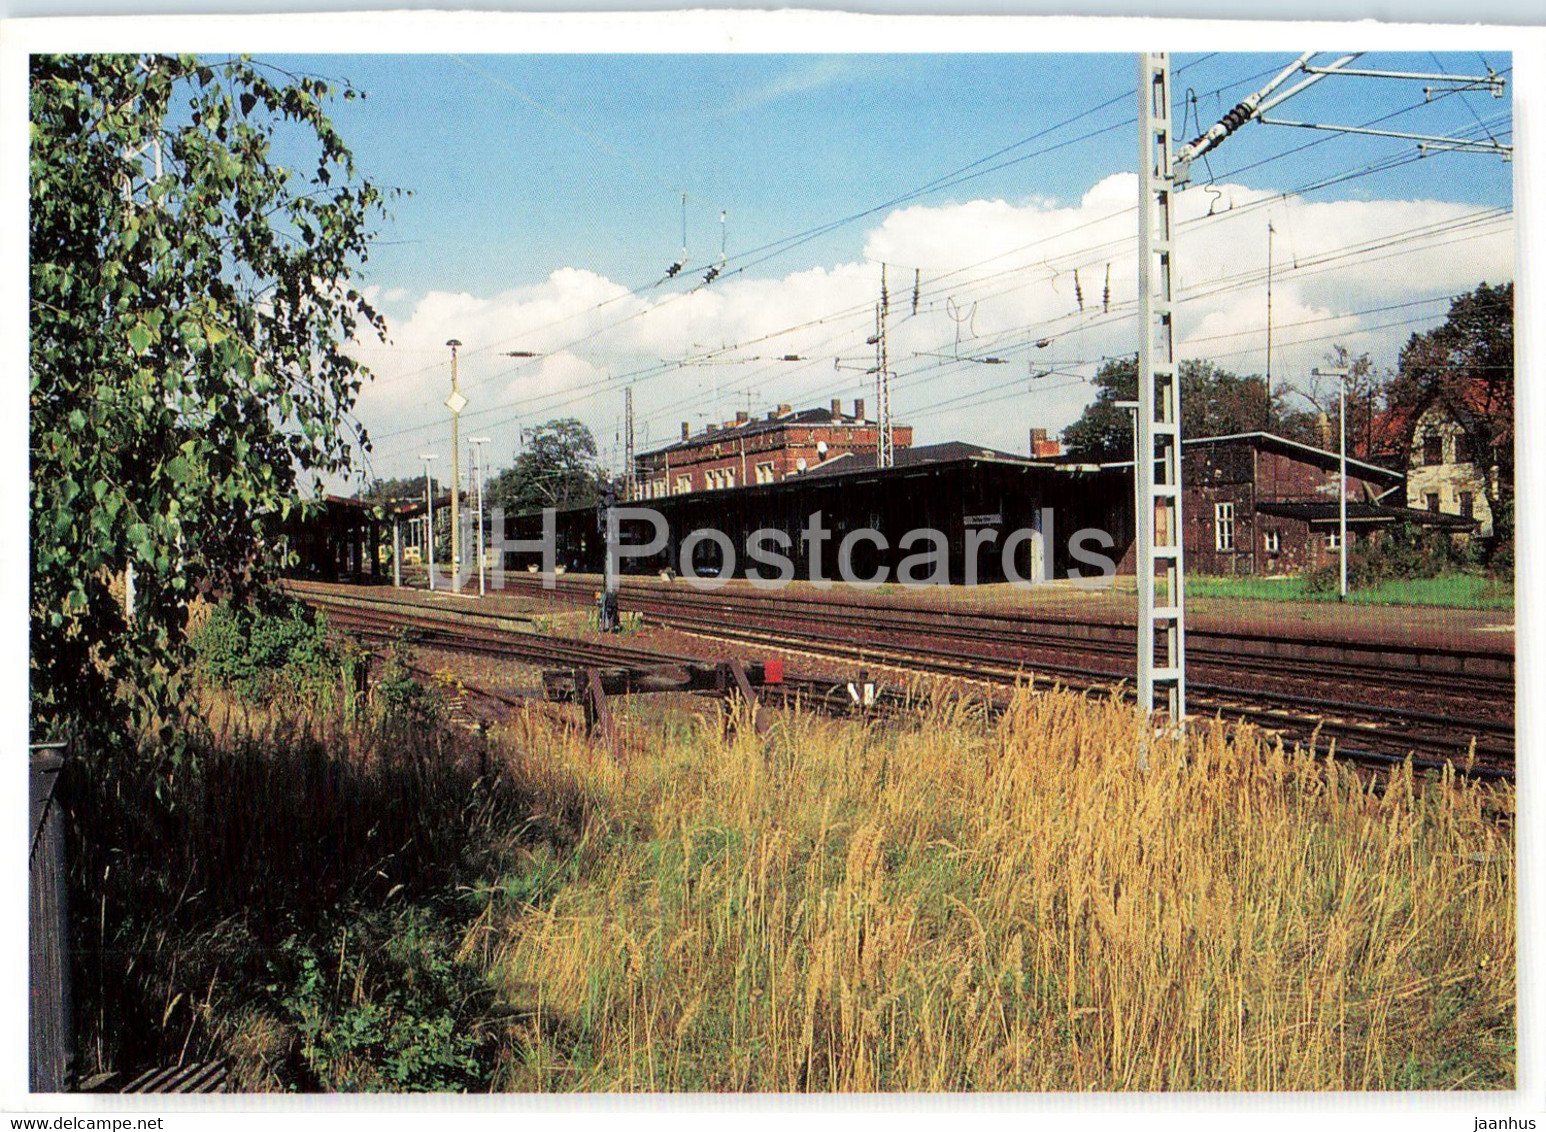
[799,440,1030,478]
[1187,432,1404,485]
[640,404,881,459]
[1378,383,1515,456]
[1255,499,1477,530]
[1071,431,1404,486]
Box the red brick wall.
[637,422,913,494]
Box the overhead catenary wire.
[362,57,1510,468]
[367,196,1509,463]
[372,57,1507,404]
[378,60,1490,405]
[371,182,1507,464]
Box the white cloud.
[345,172,1512,482]
[723,58,856,117]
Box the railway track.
[287,579,1514,781]
[592,599,1514,770]
[493,572,1512,697]
[287,584,1508,779]
[291,583,898,728]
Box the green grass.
[1186,572,1513,611]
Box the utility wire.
[365,63,1512,464]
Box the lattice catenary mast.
[1132,51,1510,725]
[1136,54,1186,725]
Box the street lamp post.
[445,339,465,585]
[468,436,491,598]
[392,514,402,588]
[1313,366,1350,600]
[419,453,440,592]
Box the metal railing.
[30,740,71,1093]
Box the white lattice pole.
[1137,53,1187,726]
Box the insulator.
[1221,101,1253,133]
[1073,269,1084,312]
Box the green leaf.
[28,52,390,749]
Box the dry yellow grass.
[475,688,1514,1092]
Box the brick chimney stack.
[681,421,690,441]
[830,398,843,420]
[854,398,866,422]
[1029,426,1063,459]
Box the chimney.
[830,398,843,420]
[854,398,866,422]
[767,410,778,421]
[777,403,792,416]
[1030,427,1048,444]
[706,423,718,433]
[681,421,690,441]
[736,411,749,425]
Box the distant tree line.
[1060,357,1324,463]
[361,417,608,516]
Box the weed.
[265,908,492,1092]
[191,596,360,712]
[70,668,1515,1093]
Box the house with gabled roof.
[1371,395,1500,538]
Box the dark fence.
[30,741,71,1093]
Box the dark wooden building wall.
[506,461,1132,585]
[1114,441,1396,577]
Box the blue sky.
[258,51,1514,483]
[294,52,1511,292]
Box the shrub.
[1486,497,1514,579]
[1306,519,1476,592]
[192,597,352,710]
[370,639,446,726]
[67,705,567,1090]
[267,908,493,1092]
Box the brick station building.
[634,398,913,498]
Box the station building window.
[1214,502,1235,552]
[1263,528,1280,555]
